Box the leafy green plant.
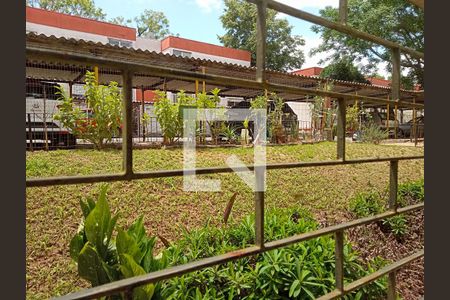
[398,179,424,205]
[221,125,238,144]
[70,188,389,300]
[360,122,388,144]
[309,83,336,141]
[346,105,360,132]
[154,89,226,145]
[196,88,223,144]
[160,209,387,299]
[141,112,151,141]
[268,93,285,144]
[242,118,249,130]
[154,91,182,145]
[70,185,118,287]
[70,185,168,299]
[349,191,383,218]
[382,215,408,238]
[54,71,123,149]
[349,182,423,239]
[289,119,300,142]
[250,95,267,110]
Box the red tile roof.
[367,77,391,87]
[291,67,324,77]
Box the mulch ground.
[315,194,424,300]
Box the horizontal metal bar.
[246,0,424,60]
[53,202,423,300]
[264,202,423,251]
[53,246,262,300]
[25,47,424,109]
[316,250,424,300]
[26,156,424,187]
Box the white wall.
[26,22,114,44]
[286,102,312,128]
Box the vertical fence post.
[141,86,145,142]
[43,86,49,151]
[387,271,397,300]
[69,81,73,98]
[389,160,398,211]
[391,48,400,99]
[335,230,344,294]
[387,103,390,135]
[413,98,418,146]
[122,70,134,176]
[394,104,398,139]
[27,113,33,151]
[255,167,265,248]
[339,0,348,24]
[254,0,267,248]
[202,66,206,93]
[256,0,267,83]
[337,98,346,160]
[392,47,400,141]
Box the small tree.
[196,88,223,144]
[361,122,388,144]
[55,71,122,149]
[153,91,180,145]
[141,112,151,141]
[346,104,360,133]
[250,93,286,143]
[309,83,336,141]
[268,93,285,144]
[319,59,370,84]
[134,9,171,39]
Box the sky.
[93,0,388,75]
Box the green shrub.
[346,105,359,132]
[221,125,238,144]
[349,179,425,239]
[161,209,387,299]
[70,185,168,299]
[71,187,388,299]
[153,91,183,144]
[55,71,123,150]
[360,122,388,144]
[349,192,383,218]
[398,179,424,205]
[382,215,408,238]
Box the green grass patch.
[26,142,423,299]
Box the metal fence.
[25,0,424,299]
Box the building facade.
[26,6,253,137]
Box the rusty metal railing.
[26,1,424,299]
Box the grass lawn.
[26,142,424,299]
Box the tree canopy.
[218,0,305,71]
[311,0,424,87]
[320,59,370,84]
[27,1,172,39]
[27,0,106,20]
[109,16,132,27]
[134,9,171,39]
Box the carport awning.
[26,33,424,106]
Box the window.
[108,38,133,48]
[173,49,192,58]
